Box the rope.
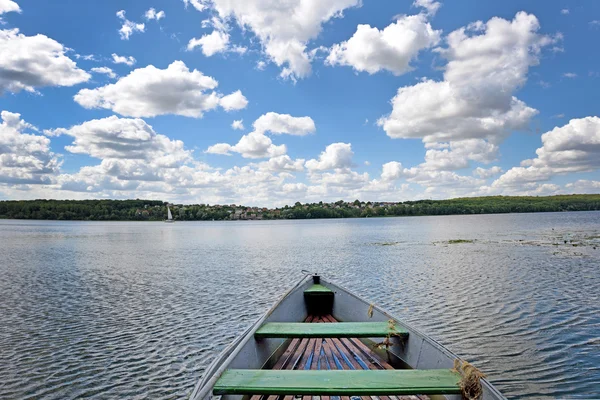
[453,359,486,400]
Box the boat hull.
[190,276,506,400]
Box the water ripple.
[0,212,599,399]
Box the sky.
[0,0,599,207]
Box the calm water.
[1,212,599,399]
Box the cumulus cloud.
[493,116,600,187]
[305,143,353,171]
[560,8,569,15]
[413,0,441,16]
[378,12,555,146]
[183,0,207,12]
[253,112,316,135]
[74,61,246,118]
[473,166,503,179]
[403,168,484,189]
[565,180,600,194]
[145,8,165,21]
[282,182,308,194]
[0,29,90,94]
[205,142,233,156]
[117,10,145,40]
[112,53,136,66]
[207,112,315,158]
[563,72,577,78]
[327,14,441,75]
[46,116,191,166]
[258,154,305,172]
[0,0,20,20]
[0,110,60,184]
[214,131,286,159]
[422,139,499,171]
[219,90,248,111]
[75,54,98,61]
[187,30,230,56]
[381,161,404,181]
[91,67,117,79]
[231,119,244,130]
[204,0,361,80]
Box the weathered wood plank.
[213,370,461,396]
[255,322,408,339]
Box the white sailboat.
[165,205,174,223]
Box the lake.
[1,212,599,399]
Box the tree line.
[0,195,599,221]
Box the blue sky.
[0,0,599,206]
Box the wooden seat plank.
[304,284,333,293]
[213,369,461,396]
[255,322,407,339]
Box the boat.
[190,274,506,400]
[165,205,174,223]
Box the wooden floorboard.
[260,314,427,400]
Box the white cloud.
[560,9,569,15]
[413,0,441,16]
[91,67,117,79]
[422,139,499,171]
[0,29,90,94]
[0,0,20,20]
[493,116,600,187]
[282,182,308,193]
[565,180,600,194]
[201,16,228,32]
[187,30,230,56]
[74,61,245,118]
[326,14,441,75]
[381,161,404,181]
[305,143,353,171]
[231,45,247,55]
[116,10,145,40]
[258,155,305,172]
[256,61,267,70]
[206,0,361,80]
[473,166,503,179]
[563,72,577,78]
[75,54,98,61]
[145,8,165,21]
[207,112,314,159]
[46,116,191,166]
[0,110,60,184]
[205,143,233,156]
[219,90,248,111]
[183,0,207,12]
[231,119,244,130]
[378,12,555,145]
[402,167,484,188]
[253,112,315,135]
[112,53,136,66]
[206,133,287,159]
[227,131,286,159]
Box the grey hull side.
[190,276,314,400]
[189,276,507,400]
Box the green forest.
[0,195,599,221]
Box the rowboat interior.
[191,275,505,400]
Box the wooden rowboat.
[190,275,506,400]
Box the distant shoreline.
[1,208,600,223]
[1,194,599,221]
